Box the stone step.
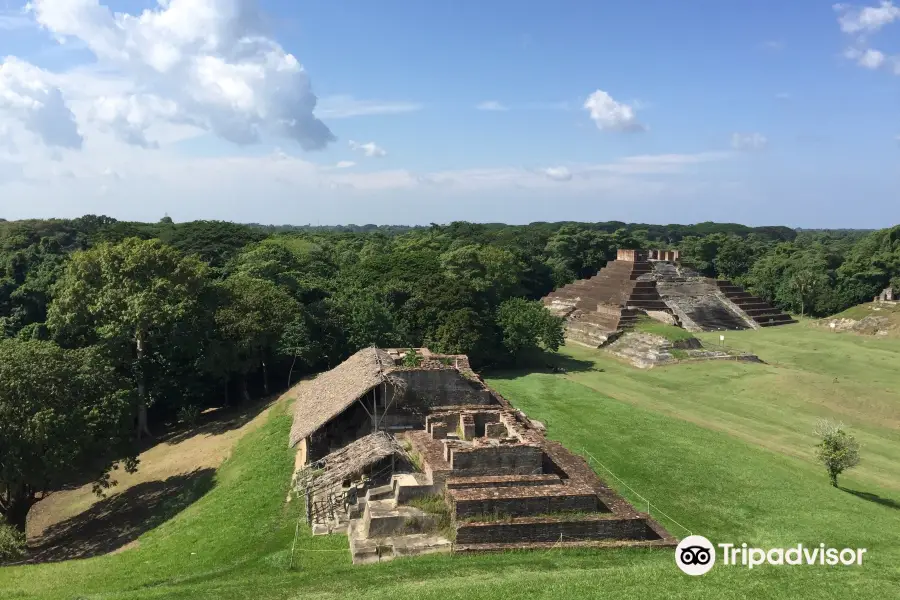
[366,485,395,502]
[453,538,676,553]
[454,514,662,545]
[446,474,562,489]
[760,318,797,327]
[753,314,794,324]
[730,298,769,307]
[361,499,441,538]
[349,520,453,565]
[742,307,784,316]
[448,483,601,519]
[626,301,669,310]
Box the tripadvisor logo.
[675,535,867,575]
[676,535,716,576]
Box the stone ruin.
[289,348,675,564]
[875,287,896,303]
[543,248,796,347]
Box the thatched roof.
[288,347,395,448]
[293,431,403,494]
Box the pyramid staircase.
[715,281,796,327]
[543,258,673,346]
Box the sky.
[0,0,898,227]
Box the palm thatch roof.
[293,431,405,495]
[288,347,395,448]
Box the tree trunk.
[240,373,251,404]
[3,488,34,532]
[287,355,297,389]
[136,333,152,439]
[262,360,270,396]
[223,380,230,408]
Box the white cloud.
[542,166,572,182]
[835,1,900,34]
[583,90,645,132]
[0,57,83,149]
[0,149,730,205]
[860,47,886,68]
[844,46,887,68]
[334,160,355,169]
[731,132,768,151]
[349,140,387,158]
[476,101,508,111]
[835,3,900,74]
[316,95,422,118]
[26,0,335,150]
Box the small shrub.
[177,404,201,427]
[0,520,25,562]
[401,348,423,367]
[814,419,861,487]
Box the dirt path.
[25,397,280,561]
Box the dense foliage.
[0,214,896,530]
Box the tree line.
[1,215,898,532]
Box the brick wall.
[451,489,599,518]
[450,445,543,476]
[455,516,660,544]
[393,370,494,407]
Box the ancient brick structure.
[543,249,795,346]
[875,287,896,303]
[289,348,676,564]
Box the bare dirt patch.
[24,397,280,562]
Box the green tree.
[440,244,523,296]
[814,419,861,487]
[789,269,827,318]
[336,293,401,350]
[0,339,136,531]
[47,238,211,438]
[278,316,316,388]
[544,226,614,284]
[215,274,301,400]
[428,308,496,365]
[496,298,565,357]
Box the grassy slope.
[2,323,899,599]
[633,317,697,343]
[828,302,900,336]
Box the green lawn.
[633,316,698,343]
[2,323,899,599]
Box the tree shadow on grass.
[486,349,598,381]
[25,468,216,563]
[840,487,900,511]
[156,397,274,447]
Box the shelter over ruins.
[288,347,675,563]
[543,248,796,346]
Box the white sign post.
[719,334,725,347]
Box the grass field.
[1,322,899,599]
[632,316,698,343]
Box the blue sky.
[0,0,898,227]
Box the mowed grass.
[2,323,899,599]
[633,317,698,343]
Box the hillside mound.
[821,302,900,337]
[605,318,760,368]
[23,398,279,562]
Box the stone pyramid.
[543,249,795,347]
